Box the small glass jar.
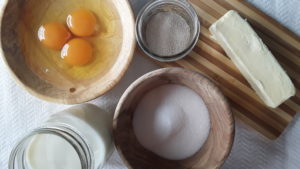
[136,0,200,62]
[9,104,113,169]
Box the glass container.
[136,0,200,62]
[9,104,113,169]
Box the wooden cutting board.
[145,0,300,139]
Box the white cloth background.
[0,0,299,169]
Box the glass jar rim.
[9,123,95,169]
[136,0,200,62]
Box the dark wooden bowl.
[113,68,235,169]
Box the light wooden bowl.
[113,68,234,169]
[0,0,135,104]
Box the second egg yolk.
[67,9,97,37]
[61,38,93,66]
[38,22,71,50]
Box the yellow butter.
[209,10,295,108]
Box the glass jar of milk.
[9,104,113,169]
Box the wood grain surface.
[148,0,300,139]
[113,68,234,169]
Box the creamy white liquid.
[26,104,113,169]
[133,84,210,160]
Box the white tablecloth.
[1,0,300,169]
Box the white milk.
[133,84,210,160]
[26,104,113,169]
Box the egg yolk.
[38,22,71,50]
[61,38,93,66]
[67,9,97,37]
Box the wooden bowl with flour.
[0,0,135,104]
[113,68,235,169]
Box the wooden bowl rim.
[113,67,235,169]
[0,0,136,104]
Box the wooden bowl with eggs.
[113,68,235,169]
[0,0,135,104]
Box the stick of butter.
[209,10,295,108]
